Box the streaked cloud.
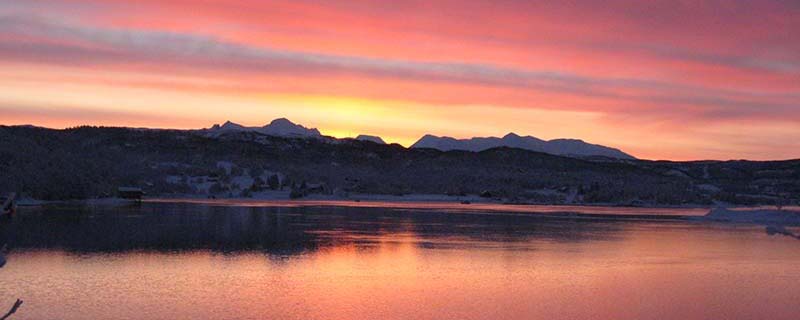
[0,0,799,160]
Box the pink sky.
[1,0,799,160]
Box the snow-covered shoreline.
[15,194,721,218]
[17,192,719,208]
[697,207,800,225]
[18,192,794,210]
[16,194,800,227]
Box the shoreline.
[17,191,786,210]
[13,195,800,226]
[13,194,729,217]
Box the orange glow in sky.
[1,1,799,160]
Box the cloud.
[1,13,798,125]
[0,14,607,92]
[1,2,799,160]
[581,41,800,75]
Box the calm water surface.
[1,202,799,320]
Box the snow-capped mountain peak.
[221,121,245,130]
[411,133,634,159]
[356,135,387,144]
[260,118,321,137]
[206,118,321,138]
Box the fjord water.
[1,202,799,320]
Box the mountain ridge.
[1,125,797,204]
[206,118,322,138]
[411,133,635,159]
[195,118,633,159]
[355,135,386,144]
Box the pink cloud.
[1,0,799,160]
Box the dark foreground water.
[1,201,799,320]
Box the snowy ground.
[15,188,800,230]
[698,207,800,225]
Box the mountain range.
[205,118,322,138]
[206,118,635,159]
[2,124,797,204]
[411,133,635,159]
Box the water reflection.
[1,202,627,255]
[2,203,800,320]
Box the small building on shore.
[118,187,145,200]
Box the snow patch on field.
[701,207,800,225]
[696,184,721,193]
[231,175,254,190]
[165,175,183,184]
[216,161,235,174]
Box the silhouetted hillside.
[0,125,797,205]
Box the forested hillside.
[1,126,798,205]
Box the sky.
[1,0,799,160]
